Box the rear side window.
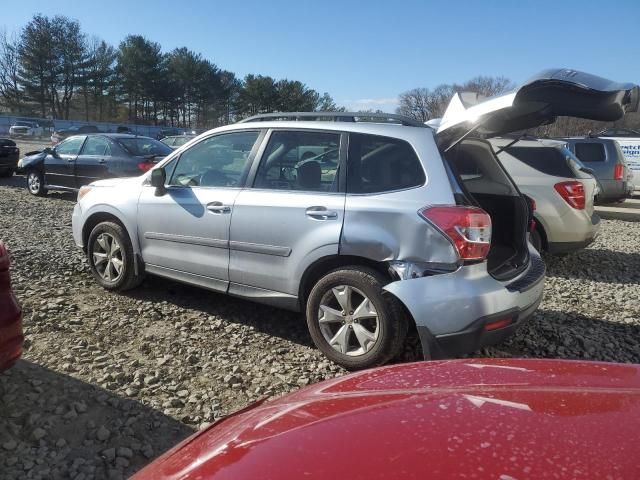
[254,130,340,192]
[503,146,574,177]
[574,143,606,162]
[81,136,111,156]
[347,133,425,194]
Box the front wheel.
[87,221,144,291]
[306,266,407,370]
[26,170,46,196]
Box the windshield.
[117,137,172,157]
[15,121,33,127]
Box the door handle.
[206,201,231,214]
[305,206,338,220]
[98,158,106,164]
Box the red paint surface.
[0,241,23,371]
[133,358,640,480]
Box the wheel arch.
[533,213,549,251]
[298,254,393,310]
[82,210,137,254]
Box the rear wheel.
[306,266,407,370]
[87,221,143,291]
[26,170,46,196]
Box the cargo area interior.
[444,138,530,280]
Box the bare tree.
[0,28,23,112]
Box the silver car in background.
[71,69,638,370]
[490,137,600,254]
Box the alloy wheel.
[318,285,379,356]
[27,172,40,194]
[92,233,124,283]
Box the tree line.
[395,76,640,136]
[0,14,342,128]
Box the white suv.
[71,69,638,369]
[9,120,43,138]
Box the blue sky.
[2,0,639,112]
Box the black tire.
[26,170,46,196]
[87,221,144,291]
[306,266,408,371]
[0,169,13,177]
[530,228,543,253]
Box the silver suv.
[71,69,638,370]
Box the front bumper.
[72,203,84,248]
[384,246,545,359]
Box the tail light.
[554,181,585,209]
[419,206,492,260]
[137,161,154,173]
[614,164,624,180]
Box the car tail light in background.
[137,161,154,173]
[614,164,624,180]
[419,206,492,260]
[554,181,585,209]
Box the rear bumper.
[546,212,600,254]
[384,245,545,359]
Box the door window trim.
[245,128,347,195]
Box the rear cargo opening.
[443,138,530,281]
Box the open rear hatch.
[435,69,639,280]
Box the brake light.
[419,206,492,260]
[554,181,585,209]
[137,162,153,173]
[614,164,624,180]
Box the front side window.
[81,136,111,156]
[169,131,260,187]
[55,136,86,156]
[253,130,340,192]
[347,133,425,194]
[574,142,606,162]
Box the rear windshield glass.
[117,138,172,157]
[574,143,606,162]
[347,133,425,193]
[503,146,575,178]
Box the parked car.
[132,358,640,480]
[9,120,43,138]
[51,125,100,144]
[160,134,196,149]
[71,69,638,369]
[156,127,183,140]
[563,137,633,203]
[0,241,23,372]
[596,131,640,194]
[17,134,172,196]
[0,139,19,177]
[490,137,600,254]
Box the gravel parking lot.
[1,163,639,478]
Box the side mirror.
[150,167,166,196]
[43,146,56,156]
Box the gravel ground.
[1,173,639,479]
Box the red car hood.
[133,359,640,480]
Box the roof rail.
[238,112,428,128]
